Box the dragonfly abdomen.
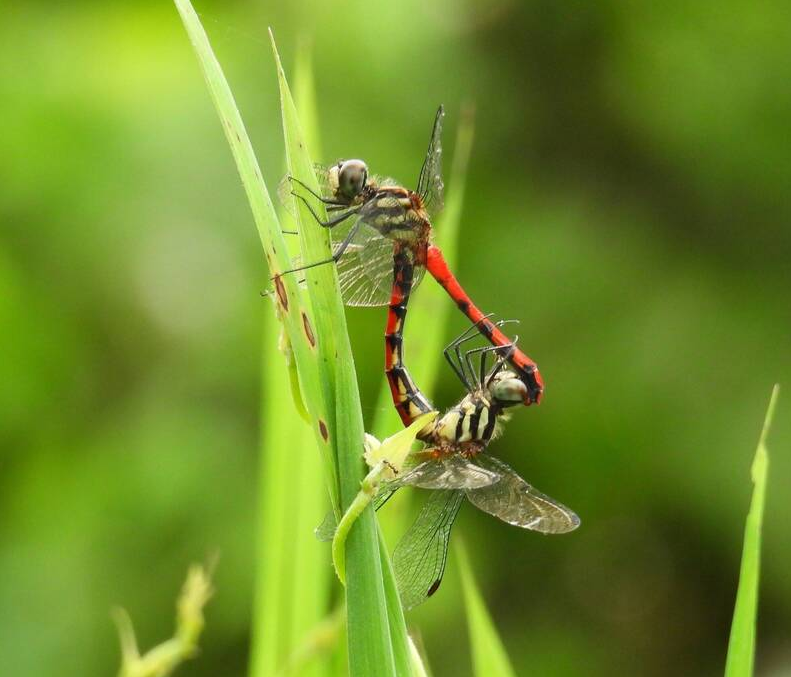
[385,250,434,426]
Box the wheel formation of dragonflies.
[317,322,580,610]
[277,105,544,407]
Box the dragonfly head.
[488,370,529,408]
[330,159,368,201]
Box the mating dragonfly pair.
[278,106,579,609]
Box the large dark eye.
[338,159,368,199]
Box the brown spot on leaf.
[318,419,329,441]
[273,275,288,311]
[302,312,316,347]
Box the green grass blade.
[250,317,330,677]
[407,636,432,677]
[724,384,779,677]
[250,323,298,676]
[378,527,420,677]
[269,31,405,677]
[285,49,332,677]
[173,0,339,511]
[457,540,517,677]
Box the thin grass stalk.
[724,384,779,677]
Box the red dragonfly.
[278,106,544,408]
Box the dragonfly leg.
[443,349,470,392]
[274,221,361,279]
[291,192,360,228]
[288,176,348,206]
[442,315,497,391]
[463,343,513,389]
[442,313,494,391]
[462,344,497,390]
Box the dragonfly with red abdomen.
[277,106,544,409]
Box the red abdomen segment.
[385,250,436,426]
[425,244,544,404]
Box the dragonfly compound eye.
[489,374,528,407]
[338,159,368,199]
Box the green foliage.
[173,0,339,512]
[724,385,779,677]
[174,3,418,674]
[457,542,517,677]
[115,564,213,677]
[333,412,437,584]
[3,2,790,677]
[269,30,411,677]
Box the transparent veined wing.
[465,456,580,534]
[392,489,464,610]
[334,221,398,307]
[333,213,426,307]
[277,163,338,217]
[416,105,445,219]
[314,509,337,542]
[391,454,500,491]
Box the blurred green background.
[1,1,790,675]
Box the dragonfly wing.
[277,163,335,217]
[416,106,445,219]
[314,509,337,542]
[334,220,397,307]
[394,455,500,490]
[466,456,580,534]
[393,489,464,610]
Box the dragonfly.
[384,321,579,609]
[318,322,579,610]
[277,106,544,410]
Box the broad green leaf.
[457,541,517,677]
[724,384,779,677]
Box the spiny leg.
[442,313,498,390]
[288,176,348,206]
[463,341,516,389]
[291,192,360,229]
[275,220,362,279]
